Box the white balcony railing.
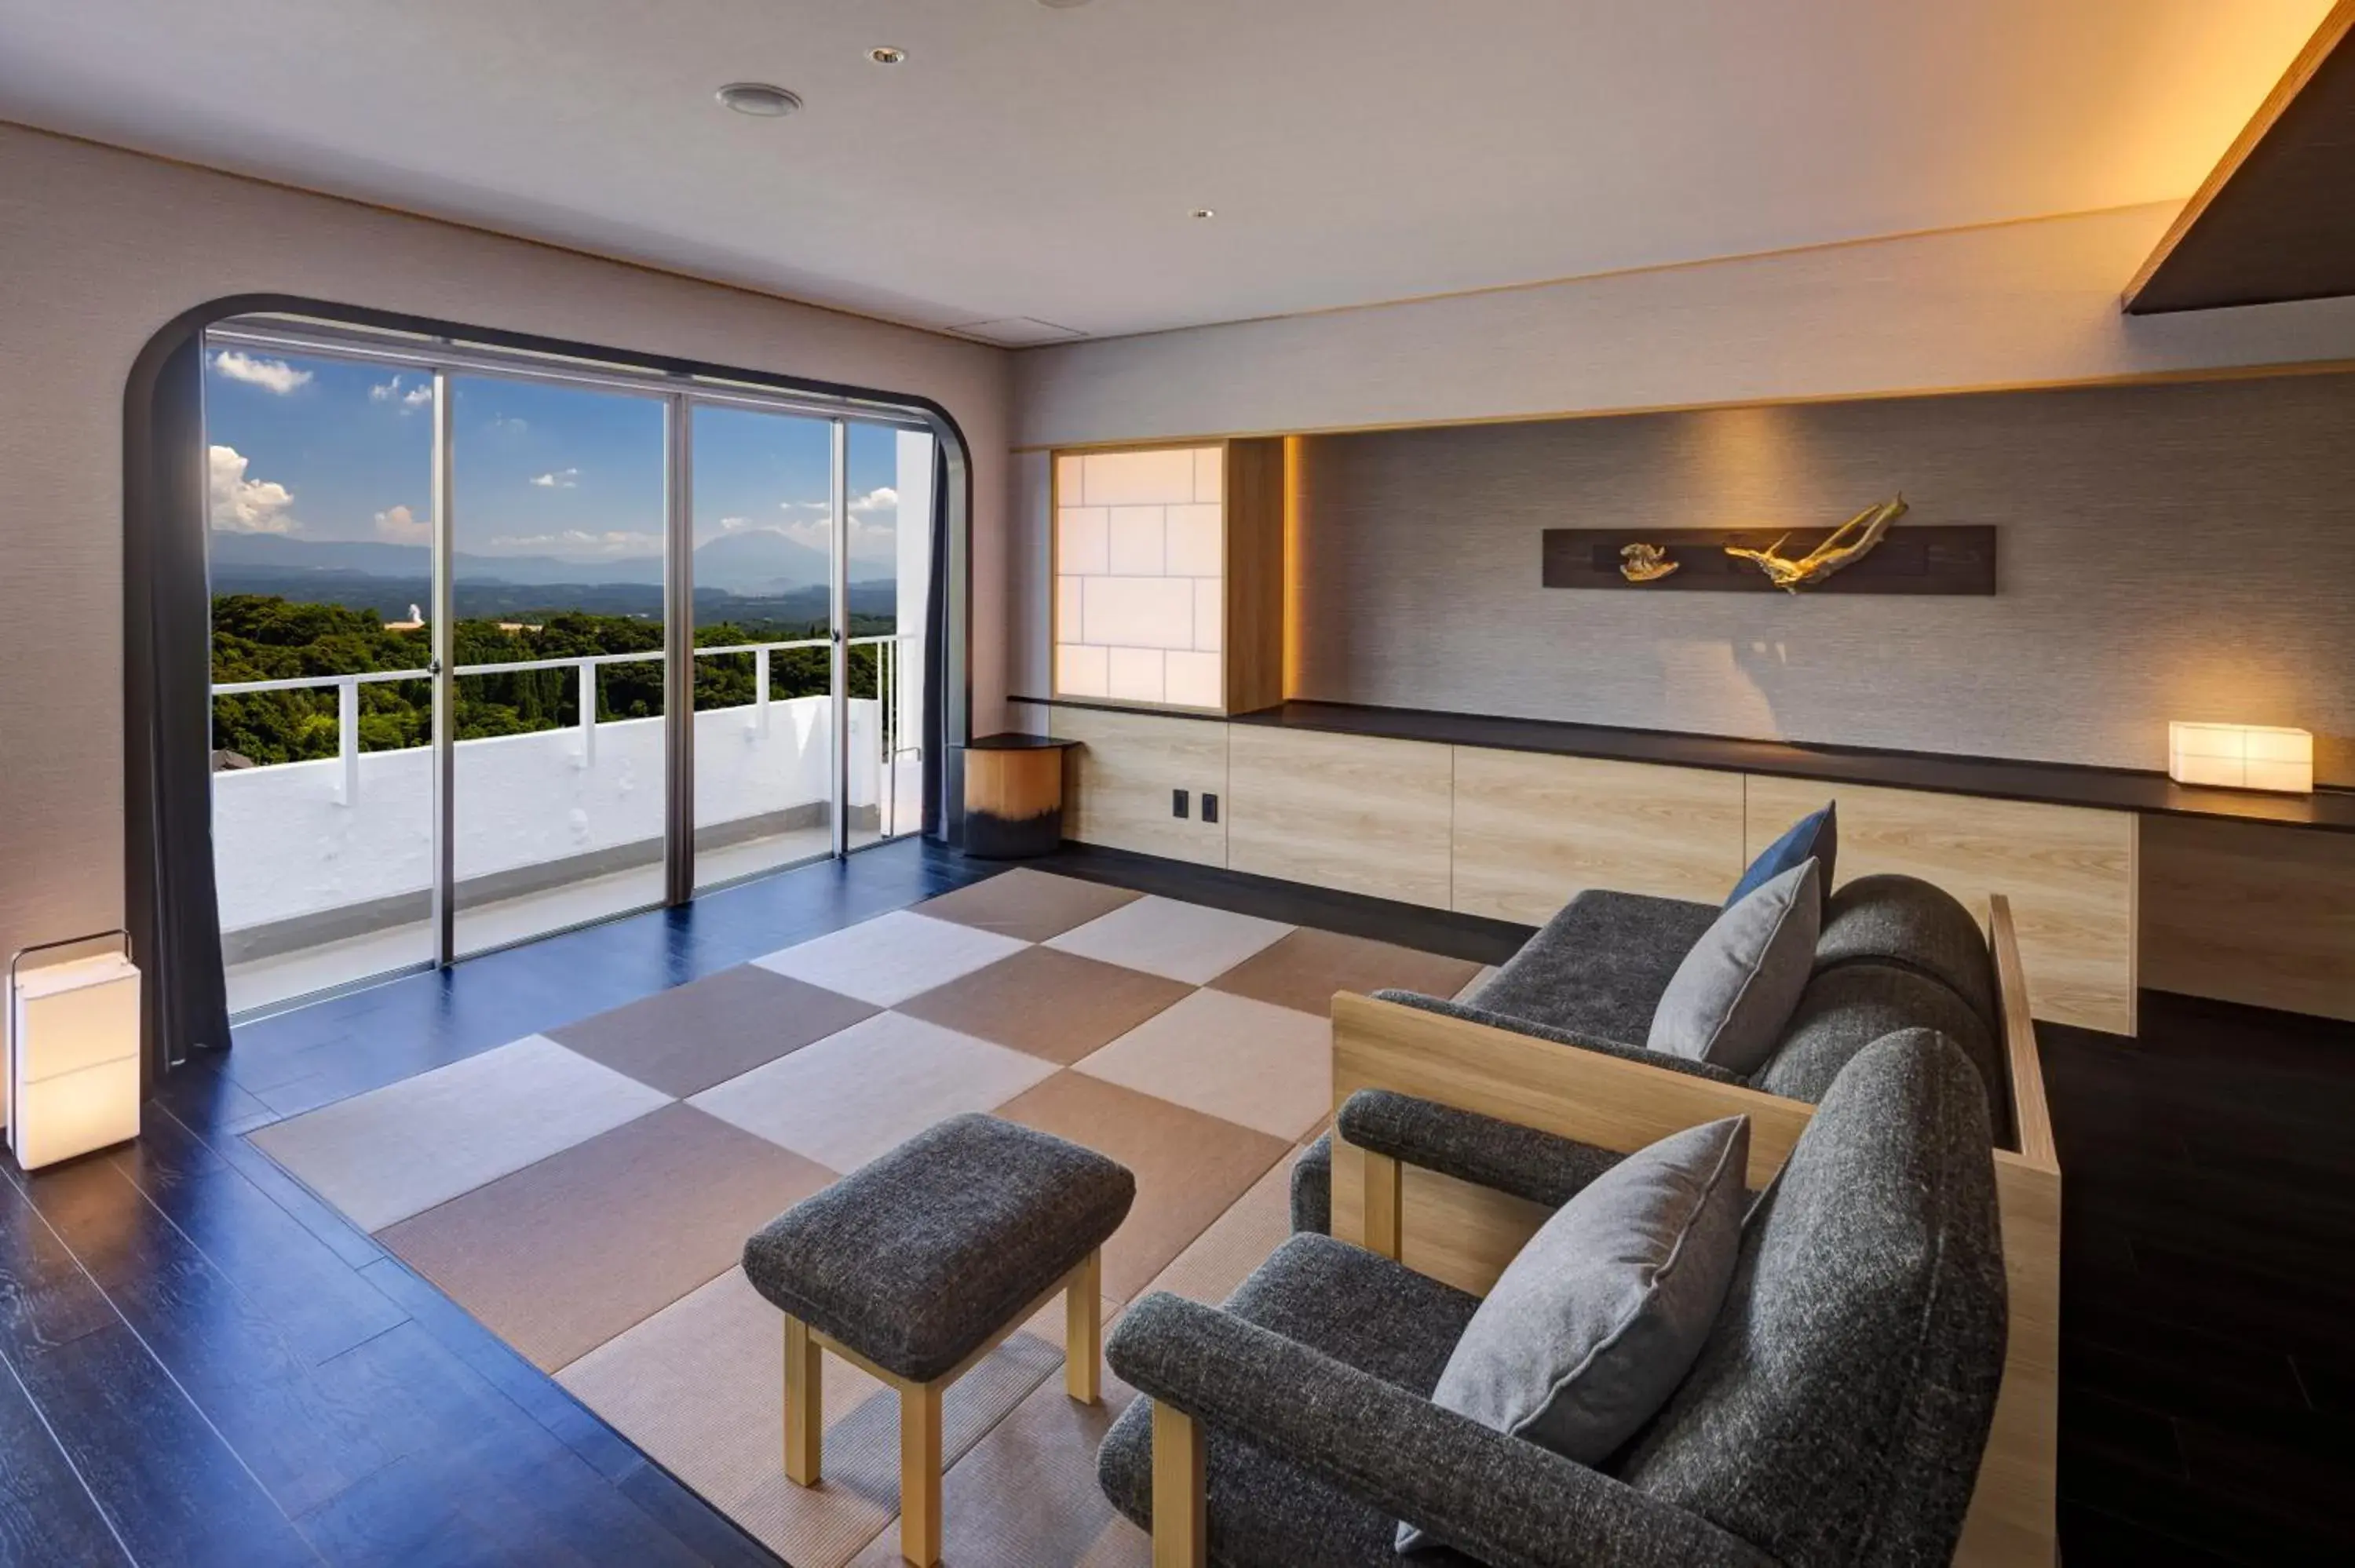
[210,635,922,939]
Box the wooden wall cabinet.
[1225,727,1453,906]
[1746,776,2138,1034]
[1025,704,1229,867]
[2141,814,2355,1021]
[1451,750,1747,923]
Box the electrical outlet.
[1172,789,1189,819]
[1202,793,1219,824]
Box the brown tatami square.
[896,946,1194,1065]
[378,1102,836,1371]
[995,1071,1291,1303]
[1207,925,1484,1016]
[913,868,1144,943]
[547,963,878,1097]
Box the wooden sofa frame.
[1145,895,2060,1568]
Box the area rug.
[249,868,1484,1566]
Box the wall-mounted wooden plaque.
[1540,526,1997,594]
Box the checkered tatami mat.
[249,870,1483,1566]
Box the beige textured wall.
[0,123,1010,971]
[1289,373,2355,777]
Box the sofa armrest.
[1337,1088,1624,1210]
[1107,1292,1773,1568]
[1372,990,1745,1088]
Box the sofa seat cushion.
[1098,1234,1486,1568]
[1473,889,1722,1046]
[1815,874,1998,1033]
[1752,964,2011,1146]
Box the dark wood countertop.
[1008,695,2355,833]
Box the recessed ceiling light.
[869,46,907,65]
[717,82,802,118]
[1190,208,1217,220]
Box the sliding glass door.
[447,374,674,957]
[204,323,936,1013]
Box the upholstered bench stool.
[742,1113,1135,1567]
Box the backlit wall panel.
[1054,446,1224,710]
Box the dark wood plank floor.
[3,837,2350,1565]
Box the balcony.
[214,637,922,1013]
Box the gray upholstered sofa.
[1097,1031,2010,1567]
[1293,873,2019,1234]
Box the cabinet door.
[1746,775,2138,1034]
[1451,749,1746,924]
[2140,815,2355,1022]
[1226,727,1453,907]
[1043,705,1229,866]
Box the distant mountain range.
[210,529,888,596]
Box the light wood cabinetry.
[2141,814,2355,1021]
[1746,776,2138,1034]
[1450,750,1746,922]
[1225,727,1454,906]
[1039,705,1229,867]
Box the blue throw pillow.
[1728,802,1835,908]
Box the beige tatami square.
[751,910,1029,1007]
[689,1012,1057,1173]
[1046,895,1293,985]
[914,870,1144,944]
[379,1103,836,1371]
[997,1071,1290,1303]
[1076,989,1334,1142]
[897,946,1192,1066]
[249,1034,670,1231]
[563,1266,1066,1568]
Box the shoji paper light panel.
[1055,446,1225,710]
[7,950,141,1170]
[2167,722,2313,793]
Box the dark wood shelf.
[1010,695,2355,833]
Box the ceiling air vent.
[945,318,1088,347]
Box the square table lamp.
[2167,722,2315,794]
[6,939,141,1171]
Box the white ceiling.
[0,0,2329,341]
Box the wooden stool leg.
[1152,1402,1208,1568]
[784,1315,823,1486]
[899,1380,944,1567]
[1065,1248,1102,1404]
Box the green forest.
[210,593,900,766]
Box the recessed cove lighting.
[869,46,907,65]
[1037,0,1094,9]
[717,82,802,118]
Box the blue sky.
[203,346,905,574]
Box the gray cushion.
[1404,1117,1750,1552]
[1646,861,1822,1074]
[1815,874,1996,1033]
[1753,963,2010,1147]
[1291,1132,1334,1235]
[1098,1233,1486,1568]
[1616,1030,2009,1567]
[1472,889,1722,1045]
[740,1113,1134,1382]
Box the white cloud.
[849,486,898,516]
[479,528,659,557]
[210,350,312,395]
[530,468,580,489]
[207,445,299,534]
[776,515,896,559]
[719,515,753,531]
[374,504,431,545]
[370,374,433,410]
